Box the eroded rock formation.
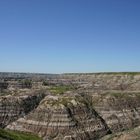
[1,72,140,140]
[6,94,111,140]
[0,92,45,128]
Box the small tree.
[42,81,49,86]
[0,82,8,93]
[21,79,32,89]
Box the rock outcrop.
[91,91,140,133]
[0,92,45,128]
[7,90,140,140]
[1,72,140,140]
[101,126,140,140]
[7,94,111,140]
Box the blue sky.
[0,0,140,73]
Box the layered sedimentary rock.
[7,94,111,140]
[92,91,140,133]
[6,91,140,140]
[64,73,140,90]
[2,72,140,91]
[1,72,140,139]
[0,92,45,128]
[101,126,140,140]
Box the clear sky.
[0,0,140,73]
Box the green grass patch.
[49,85,76,95]
[64,72,140,75]
[0,129,42,140]
[104,91,140,99]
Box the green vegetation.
[94,72,140,75]
[106,92,127,99]
[0,82,8,93]
[0,129,42,140]
[42,81,49,86]
[20,79,32,89]
[64,72,140,75]
[49,85,76,95]
[105,91,140,99]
